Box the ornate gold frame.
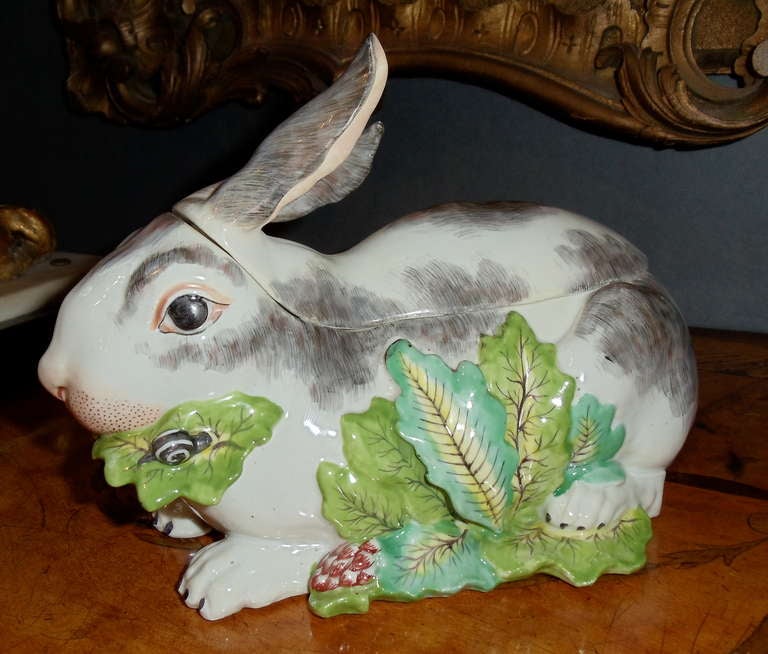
[58,0,768,146]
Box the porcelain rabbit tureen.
[38,35,696,620]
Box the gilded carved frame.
[58,0,768,146]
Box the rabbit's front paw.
[152,500,211,538]
[179,534,332,620]
[544,478,637,531]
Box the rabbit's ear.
[271,121,383,223]
[173,181,222,219]
[175,34,387,233]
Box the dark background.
[3,4,767,332]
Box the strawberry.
[311,540,379,592]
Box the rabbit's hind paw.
[543,468,665,532]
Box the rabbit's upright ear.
[175,34,387,234]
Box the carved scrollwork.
[57,0,768,145]
[613,0,768,144]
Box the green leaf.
[479,312,575,511]
[554,394,626,496]
[376,521,498,598]
[308,581,379,618]
[581,461,625,484]
[92,392,283,511]
[480,507,652,586]
[317,462,406,541]
[386,340,517,532]
[318,398,451,541]
[340,398,449,525]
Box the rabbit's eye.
[158,293,228,335]
[169,295,208,330]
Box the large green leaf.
[479,313,575,512]
[386,340,517,532]
[340,398,450,525]
[318,398,451,541]
[480,507,652,586]
[317,462,407,541]
[376,520,498,598]
[92,392,282,511]
[555,394,626,496]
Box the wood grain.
[1,323,766,653]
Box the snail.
[144,429,213,465]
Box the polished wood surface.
[1,322,766,653]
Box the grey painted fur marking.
[415,202,543,238]
[149,303,510,410]
[271,257,529,329]
[272,264,404,327]
[402,259,530,312]
[575,276,697,417]
[556,229,647,293]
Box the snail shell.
[151,429,212,465]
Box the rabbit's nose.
[38,346,68,400]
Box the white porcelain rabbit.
[38,35,696,620]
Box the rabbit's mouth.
[65,387,163,434]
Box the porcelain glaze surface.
[38,35,697,620]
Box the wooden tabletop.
[1,321,766,653]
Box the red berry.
[329,558,350,577]
[318,555,334,575]
[311,574,330,592]
[349,551,373,572]
[340,569,358,587]
[356,571,374,585]
[360,541,379,554]
[337,544,356,560]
